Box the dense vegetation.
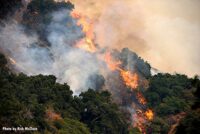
[0,53,129,134]
[0,0,200,134]
[175,78,200,134]
[1,54,199,134]
[0,1,130,133]
[144,73,200,134]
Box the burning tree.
[2,0,197,134]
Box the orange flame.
[103,51,121,71]
[101,51,153,133]
[132,111,147,134]
[75,38,97,53]
[136,92,147,105]
[102,51,139,90]
[70,9,152,133]
[120,71,139,89]
[71,11,96,52]
[145,109,154,121]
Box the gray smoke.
[0,9,103,94]
[0,7,151,98]
[0,5,153,127]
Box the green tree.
[176,110,200,134]
[80,89,129,134]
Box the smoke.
[0,1,153,128]
[68,0,200,76]
[0,9,103,94]
[0,21,45,74]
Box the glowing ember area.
[136,92,147,105]
[136,123,145,134]
[67,6,153,134]
[145,109,154,121]
[75,38,97,53]
[102,51,139,90]
[103,51,121,71]
[120,70,139,89]
[70,10,151,131]
[133,112,146,134]
[71,11,96,52]
[101,50,153,133]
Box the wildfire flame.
[102,51,139,90]
[103,51,121,71]
[71,11,96,52]
[145,109,154,121]
[136,92,147,105]
[101,51,153,133]
[70,8,153,134]
[132,111,146,134]
[120,70,139,90]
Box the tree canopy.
[0,54,129,134]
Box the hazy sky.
[67,0,200,76]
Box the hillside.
[0,53,129,134]
[0,0,200,134]
[0,52,199,134]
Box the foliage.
[0,0,199,133]
[149,117,170,134]
[144,73,195,134]
[79,89,129,134]
[129,127,142,134]
[55,118,90,134]
[145,73,193,111]
[175,77,200,134]
[0,54,129,134]
[175,110,200,134]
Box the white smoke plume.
[0,9,103,94]
[68,0,200,77]
[0,2,153,128]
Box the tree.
[80,89,129,134]
[176,110,200,134]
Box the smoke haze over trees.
[0,0,200,134]
[0,54,129,134]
